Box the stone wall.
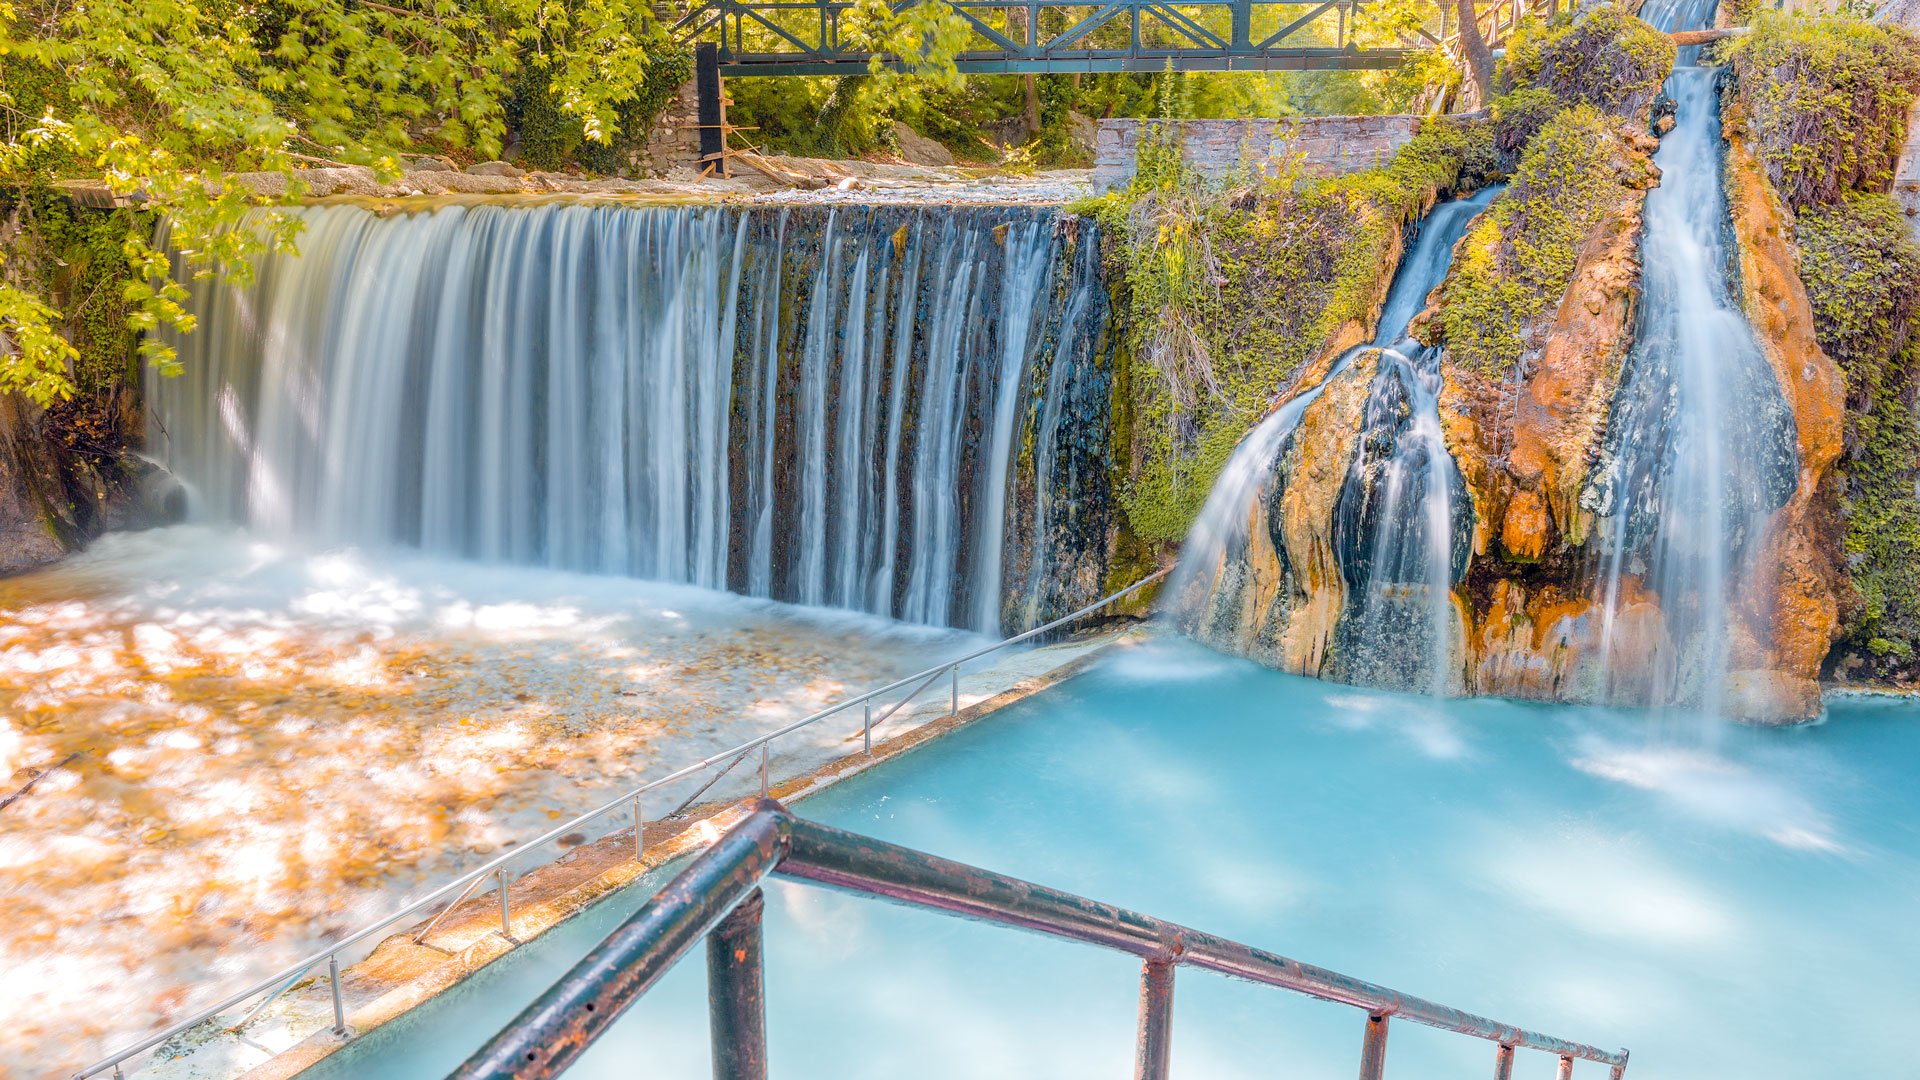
[632,78,704,178]
[1092,115,1423,190]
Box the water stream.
[148,202,1112,637]
[1167,186,1499,688]
[1584,7,1798,717]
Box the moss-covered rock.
[1794,193,1920,677]
[1726,12,1920,210]
[1078,116,1496,546]
[1433,107,1657,379]
[1497,4,1677,121]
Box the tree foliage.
[0,0,687,405]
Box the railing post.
[707,889,768,1080]
[327,953,346,1035]
[1495,1043,1515,1080]
[950,664,958,716]
[1609,1049,1630,1079]
[759,744,769,796]
[633,795,646,862]
[1557,1055,1575,1080]
[497,867,514,941]
[863,700,872,753]
[1357,1012,1389,1080]
[1133,960,1176,1080]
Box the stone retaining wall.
[1093,114,1423,190]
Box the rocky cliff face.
[1168,69,1855,720]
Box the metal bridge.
[671,0,1554,75]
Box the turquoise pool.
[308,637,1920,1079]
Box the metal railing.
[70,571,1166,1080]
[452,799,1631,1080]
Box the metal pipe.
[447,809,789,1078]
[227,960,318,1032]
[1495,1043,1515,1080]
[1609,1049,1630,1079]
[759,744,769,796]
[1133,960,1175,1080]
[633,796,646,862]
[775,812,1625,1067]
[328,953,345,1036]
[497,868,513,941]
[707,889,768,1080]
[411,870,491,945]
[863,701,872,753]
[1358,1012,1389,1080]
[950,664,958,716]
[1558,1055,1575,1080]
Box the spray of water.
[149,202,1106,635]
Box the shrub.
[1497,4,1676,119]
[1436,107,1651,377]
[1089,117,1494,541]
[1727,12,1920,210]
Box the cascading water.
[1329,340,1473,694]
[1167,186,1498,686]
[148,201,1113,635]
[1584,2,1798,717]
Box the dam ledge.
[105,620,1137,1080]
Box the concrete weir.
[141,628,1138,1080]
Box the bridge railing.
[675,0,1562,74]
[68,572,1165,1079]
[451,799,1631,1080]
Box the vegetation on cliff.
[1497,3,1676,121]
[1435,106,1654,377]
[1726,12,1920,209]
[1794,194,1920,670]
[1728,13,1920,676]
[1077,113,1495,543]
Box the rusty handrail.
[452,801,1630,1080]
[70,570,1165,1080]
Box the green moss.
[1726,12,1920,211]
[1497,4,1675,119]
[1083,116,1495,543]
[1794,193,1920,672]
[1436,106,1649,377]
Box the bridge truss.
[671,0,1555,76]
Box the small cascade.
[148,202,1113,635]
[1583,19,1798,715]
[1167,187,1498,681]
[1329,342,1472,694]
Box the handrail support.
[708,888,768,1080]
[1133,959,1175,1080]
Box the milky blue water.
[307,636,1920,1079]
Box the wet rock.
[1722,123,1848,720]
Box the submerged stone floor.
[0,526,991,1078]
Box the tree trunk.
[1454,0,1496,109]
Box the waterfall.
[1585,7,1799,714]
[148,201,1112,635]
[1167,186,1499,684]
